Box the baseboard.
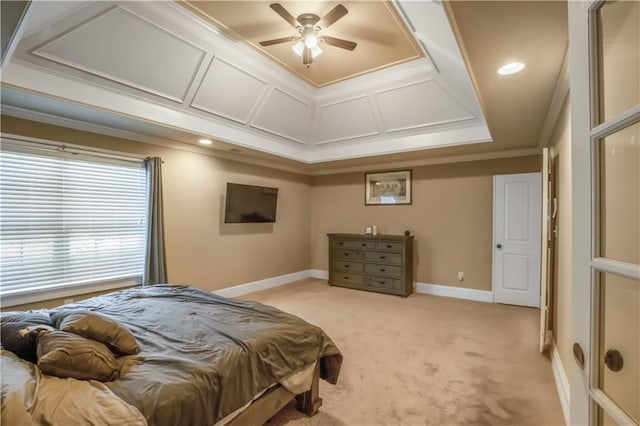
[309,269,328,279]
[213,270,312,298]
[304,273,492,303]
[551,342,570,425]
[215,271,491,304]
[415,282,493,303]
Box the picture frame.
[364,169,412,205]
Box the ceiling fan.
[259,3,357,65]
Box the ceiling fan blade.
[303,47,312,65]
[321,36,357,51]
[269,3,300,28]
[318,4,348,29]
[259,36,298,46]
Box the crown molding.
[308,147,541,176]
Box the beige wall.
[547,96,573,374]
[310,156,541,291]
[1,115,311,310]
[1,117,542,308]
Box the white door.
[569,1,640,425]
[492,172,542,307]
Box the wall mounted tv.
[224,183,278,223]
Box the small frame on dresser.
[364,170,412,205]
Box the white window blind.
[0,143,147,301]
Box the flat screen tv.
[224,183,278,223]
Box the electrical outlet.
[64,298,74,305]
[457,271,464,281]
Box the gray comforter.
[55,285,342,426]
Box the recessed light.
[498,62,525,75]
[198,139,212,145]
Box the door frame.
[540,147,555,352]
[491,172,542,307]
[568,2,592,423]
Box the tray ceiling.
[1,0,494,165]
[178,1,424,87]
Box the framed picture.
[364,170,412,205]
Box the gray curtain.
[144,157,167,284]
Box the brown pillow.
[0,311,54,363]
[51,310,139,355]
[37,330,119,381]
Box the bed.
[0,285,343,425]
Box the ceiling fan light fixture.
[261,3,355,65]
[292,40,305,56]
[304,34,319,49]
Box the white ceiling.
[1,0,491,165]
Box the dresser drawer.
[331,239,354,249]
[353,240,376,249]
[366,276,402,290]
[332,249,364,260]
[365,251,402,264]
[331,261,364,273]
[365,263,402,278]
[376,241,403,251]
[333,272,364,285]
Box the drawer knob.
[344,276,350,280]
[344,253,349,256]
[386,245,392,248]
[339,242,344,246]
[380,268,386,272]
[361,243,366,247]
[378,280,385,284]
[380,256,386,259]
[344,264,349,268]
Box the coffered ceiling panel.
[251,88,313,143]
[33,6,206,102]
[191,57,268,124]
[374,79,475,133]
[315,96,379,144]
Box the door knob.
[496,243,502,249]
[604,349,624,372]
[573,343,585,369]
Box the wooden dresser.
[327,233,414,297]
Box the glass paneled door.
[570,1,639,424]
[592,1,639,424]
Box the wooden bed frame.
[227,363,322,425]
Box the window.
[0,138,147,306]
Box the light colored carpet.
[239,279,564,426]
